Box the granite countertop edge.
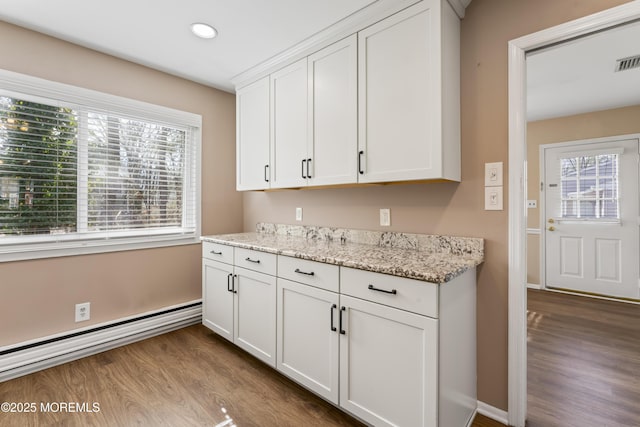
[201,230,483,284]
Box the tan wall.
[526,105,640,285]
[242,0,632,410]
[0,21,243,346]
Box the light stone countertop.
[201,224,483,284]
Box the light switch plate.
[485,187,503,211]
[379,208,391,226]
[295,207,303,221]
[485,162,503,187]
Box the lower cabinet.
[202,245,277,367]
[203,247,476,427]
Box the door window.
[560,153,619,219]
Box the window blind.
[0,85,199,257]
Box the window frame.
[0,69,201,262]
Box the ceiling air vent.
[615,55,640,72]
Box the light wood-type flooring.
[527,289,640,427]
[1,324,501,427]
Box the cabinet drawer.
[234,247,277,276]
[340,267,438,318]
[202,241,234,264]
[277,256,339,293]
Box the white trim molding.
[0,301,202,382]
[507,2,640,427]
[477,400,509,425]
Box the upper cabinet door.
[358,0,460,183]
[271,58,309,188]
[307,35,358,187]
[236,77,271,191]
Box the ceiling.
[527,19,640,121]
[0,0,382,93]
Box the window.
[560,153,619,219]
[0,70,200,261]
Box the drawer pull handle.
[339,306,346,335]
[245,257,261,264]
[368,284,397,295]
[210,250,223,255]
[294,268,315,276]
[227,273,233,293]
[330,304,337,332]
[233,274,238,294]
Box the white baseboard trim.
[477,400,509,425]
[0,301,202,383]
[527,283,542,290]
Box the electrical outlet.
[75,302,90,322]
[295,207,303,221]
[380,208,391,226]
[527,200,537,208]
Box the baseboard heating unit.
[0,301,202,382]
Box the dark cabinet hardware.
[264,164,269,182]
[307,158,312,178]
[227,273,233,292]
[245,257,261,264]
[339,306,346,335]
[233,274,238,294]
[368,284,397,295]
[302,159,307,179]
[358,151,364,175]
[330,304,337,332]
[294,268,315,276]
[210,250,223,255]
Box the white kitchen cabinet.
[307,35,358,186]
[339,294,438,427]
[236,76,271,190]
[270,58,308,188]
[357,0,460,183]
[202,245,277,367]
[277,278,340,403]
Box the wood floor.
[527,289,640,427]
[1,324,498,427]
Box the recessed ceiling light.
[190,23,217,39]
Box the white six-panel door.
[543,137,639,299]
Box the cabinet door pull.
[227,273,233,292]
[330,304,337,332]
[307,158,312,178]
[294,268,314,276]
[233,274,238,294]
[358,150,364,175]
[264,164,269,182]
[301,159,307,179]
[368,284,397,295]
[245,257,261,264]
[339,306,346,335]
[210,250,223,255]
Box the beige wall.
[0,21,243,346]
[526,104,640,286]
[242,0,632,410]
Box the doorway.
[507,3,640,427]
[541,137,640,299]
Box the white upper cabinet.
[236,76,271,191]
[358,0,460,183]
[307,35,358,186]
[270,58,309,188]
[235,0,460,190]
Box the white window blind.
[0,69,200,261]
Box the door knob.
[548,226,555,232]
[548,218,555,224]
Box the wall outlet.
[527,200,537,208]
[295,207,303,221]
[75,302,90,322]
[380,208,391,226]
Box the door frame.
[507,3,640,426]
